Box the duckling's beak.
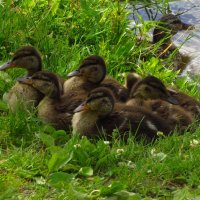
[16,76,33,85]
[166,95,179,105]
[67,69,81,77]
[0,61,13,71]
[74,102,89,113]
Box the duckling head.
[17,71,61,99]
[68,55,106,84]
[153,14,194,43]
[130,76,179,104]
[74,87,114,117]
[0,46,42,76]
[125,72,142,92]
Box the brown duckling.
[64,55,128,102]
[72,87,171,141]
[167,88,200,120]
[127,76,195,131]
[152,14,194,71]
[128,75,179,105]
[129,75,200,119]
[143,99,193,132]
[124,72,142,96]
[0,46,44,111]
[17,71,79,130]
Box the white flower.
[147,169,152,174]
[118,160,136,169]
[74,144,81,148]
[35,177,46,185]
[103,141,110,145]
[190,139,200,147]
[127,161,136,169]
[150,148,167,161]
[150,148,156,155]
[116,148,125,155]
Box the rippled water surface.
[129,0,200,78]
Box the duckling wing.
[63,77,95,96]
[98,107,171,141]
[96,112,130,140]
[38,98,72,131]
[54,113,73,131]
[126,106,172,134]
[55,94,86,113]
[144,99,194,132]
[8,82,44,112]
[95,111,159,141]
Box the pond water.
[129,0,200,78]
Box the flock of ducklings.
[0,14,198,141]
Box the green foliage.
[47,145,73,172]
[48,171,74,188]
[78,167,93,177]
[100,181,125,196]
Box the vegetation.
[0,0,200,199]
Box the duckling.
[0,46,44,111]
[167,88,200,120]
[152,14,194,71]
[129,75,200,119]
[17,71,81,130]
[64,55,128,102]
[124,72,142,95]
[72,87,171,141]
[127,76,195,131]
[64,55,106,94]
[142,99,193,132]
[128,75,179,106]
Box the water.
[129,0,200,78]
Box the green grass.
[1,0,200,199]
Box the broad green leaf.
[0,100,8,112]
[48,172,74,188]
[62,163,80,172]
[79,167,93,177]
[108,190,141,200]
[114,190,141,200]
[80,0,98,16]
[52,129,67,140]
[42,125,56,134]
[49,0,61,16]
[100,181,125,196]
[38,133,55,147]
[173,187,190,200]
[48,149,73,172]
[69,189,90,200]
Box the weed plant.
[0,0,200,199]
